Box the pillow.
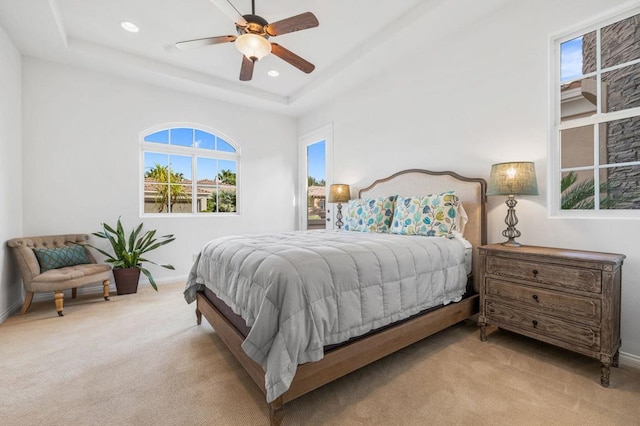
[390,191,463,237]
[343,196,397,232]
[33,245,91,272]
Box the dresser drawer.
[485,278,601,321]
[486,256,602,293]
[485,301,600,351]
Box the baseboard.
[620,351,640,369]
[0,299,24,323]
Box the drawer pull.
[532,269,539,278]
[532,294,539,302]
[532,320,538,328]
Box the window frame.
[140,123,240,217]
[549,5,640,218]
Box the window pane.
[216,189,237,212]
[197,157,217,183]
[561,170,595,210]
[217,159,237,212]
[600,165,640,209]
[601,13,640,69]
[217,137,236,152]
[561,125,594,168]
[169,184,193,213]
[170,128,193,147]
[561,33,596,81]
[196,186,215,213]
[145,183,169,213]
[599,117,640,165]
[602,62,640,113]
[218,160,237,184]
[195,130,215,150]
[169,155,191,183]
[560,78,597,122]
[144,130,169,144]
[144,152,169,183]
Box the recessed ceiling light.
[268,70,280,77]
[121,21,139,33]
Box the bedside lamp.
[487,162,539,247]
[328,184,350,229]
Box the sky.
[307,140,326,181]
[561,36,583,82]
[143,128,237,181]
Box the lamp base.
[501,238,522,247]
[335,203,344,230]
[501,196,523,247]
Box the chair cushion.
[33,245,90,272]
[32,263,111,282]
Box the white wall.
[21,57,298,288]
[299,0,640,358]
[0,24,23,321]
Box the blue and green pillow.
[390,191,463,238]
[344,196,397,232]
[33,245,91,272]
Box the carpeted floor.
[1,282,639,426]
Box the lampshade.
[487,162,539,196]
[235,34,271,61]
[328,184,350,203]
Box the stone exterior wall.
[583,14,640,209]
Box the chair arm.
[6,238,41,287]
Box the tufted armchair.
[6,234,111,316]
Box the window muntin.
[555,10,640,213]
[141,125,239,215]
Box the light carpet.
[1,282,639,426]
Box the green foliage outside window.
[145,164,189,213]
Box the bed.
[184,169,487,425]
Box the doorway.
[299,125,333,230]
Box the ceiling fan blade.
[264,12,319,36]
[240,55,254,81]
[175,35,236,50]
[270,43,315,74]
[210,0,248,27]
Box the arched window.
[140,124,239,215]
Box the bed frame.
[194,169,487,425]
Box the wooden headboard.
[358,169,487,292]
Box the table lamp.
[487,162,539,247]
[328,184,350,229]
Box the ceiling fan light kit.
[175,0,319,81]
[235,33,271,61]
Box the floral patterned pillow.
[390,191,462,237]
[344,196,397,232]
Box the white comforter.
[184,230,468,402]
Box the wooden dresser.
[477,244,625,386]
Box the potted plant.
[88,217,176,294]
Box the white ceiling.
[0,0,437,115]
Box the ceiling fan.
[176,0,319,81]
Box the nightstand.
[477,244,625,387]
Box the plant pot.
[113,267,141,295]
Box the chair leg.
[54,291,64,317]
[20,291,34,315]
[72,287,78,299]
[103,279,110,301]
